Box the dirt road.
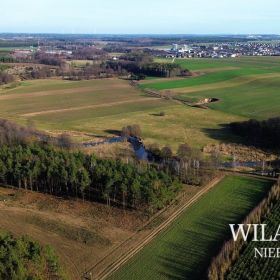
[84,176,224,280]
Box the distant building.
[172,44,178,51]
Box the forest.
[0,232,66,280]
[106,52,190,79]
[0,144,181,212]
[0,119,216,203]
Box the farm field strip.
[21,97,160,117]
[87,176,224,280]
[157,57,280,71]
[0,85,131,100]
[0,78,129,94]
[0,78,161,118]
[185,76,280,119]
[167,72,280,95]
[139,67,279,91]
[140,66,240,85]
[191,66,240,73]
[108,176,274,280]
[0,92,147,116]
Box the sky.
[1,0,279,34]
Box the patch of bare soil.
[0,187,146,280]
[203,143,279,162]
[190,97,220,109]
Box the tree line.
[0,144,181,212]
[229,117,280,149]
[106,51,190,79]
[0,56,16,63]
[147,143,220,186]
[35,52,64,66]
[0,119,218,210]
[1,49,190,84]
[72,47,107,60]
[0,118,75,149]
[106,60,189,79]
[120,124,217,186]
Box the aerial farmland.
[0,32,280,280]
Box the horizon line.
[1,32,280,36]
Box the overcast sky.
[1,0,279,34]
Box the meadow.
[0,78,243,149]
[109,176,274,280]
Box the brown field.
[0,186,144,279]
[0,184,200,280]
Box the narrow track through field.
[21,97,159,117]
[83,176,224,280]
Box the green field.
[141,57,280,119]
[109,176,273,280]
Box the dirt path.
[84,176,224,280]
[21,97,159,117]
[0,84,130,100]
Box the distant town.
[7,41,280,61]
[1,34,280,62]
[161,42,280,58]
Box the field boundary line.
[20,97,159,117]
[84,175,224,280]
[165,72,280,94]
